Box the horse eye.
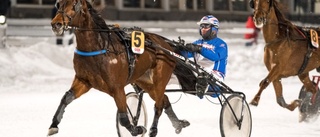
[249,0,254,9]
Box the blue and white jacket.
[184,37,228,78]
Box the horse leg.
[163,95,190,134]
[148,103,162,137]
[298,73,317,104]
[136,75,188,136]
[115,87,146,136]
[251,65,283,106]
[147,94,189,137]
[145,87,166,137]
[272,79,300,111]
[250,77,271,106]
[48,77,91,136]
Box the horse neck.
[262,8,280,43]
[74,14,105,51]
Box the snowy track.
[0,19,319,137]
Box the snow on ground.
[0,19,320,137]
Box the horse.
[249,0,320,122]
[48,0,195,136]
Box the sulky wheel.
[116,92,148,137]
[220,94,252,137]
[298,84,320,123]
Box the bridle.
[250,0,274,25]
[55,0,85,31]
[55,0,114,32]
[54,0,126,56]
[250,0,273,13]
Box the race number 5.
[131,31,145,54]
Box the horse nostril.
[51,22,62,29]
[56,23,62,28]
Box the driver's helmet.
[197,15,219,29]
[197,15,219,40]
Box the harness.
[114,26,139,82]
[294,27,317,75]
[73,25,144,82]
[265,25,317,75]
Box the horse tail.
[171,43,197,91]
[149,33,197,91]
[173,60,197,91]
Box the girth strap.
[297,43,314,75]
[114,30,136,82]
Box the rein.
[73,27,118,32]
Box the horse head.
[250,0,274,28]
[51,0,89,35]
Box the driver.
[183,15,228,99]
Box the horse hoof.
[174,120,190,134]
[250,100,258,106]
[139,126,147,135]
[149,127,158,137]
[181,120,190,128]
[175,128,182,134]
[132,126,147,136]
[47,128,59,136]
[293,99,302,108]
[295,99,302,105]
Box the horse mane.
[86,1,109,30]
[86,1,120,49]
[272,0,296,36]
[272,1,290,24]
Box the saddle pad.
[131,31,145,54]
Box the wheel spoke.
[116,92,148,137]
[220,95,252,137]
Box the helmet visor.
[200,24,212,29]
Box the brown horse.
[250,0,320,121]
[48,0,194,136]
[249,0,320,121]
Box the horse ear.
[55,1,60,9]
[74,0,83,13]
[85,0,94,4]
[249,0,254,9]
[90,0,106,11]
